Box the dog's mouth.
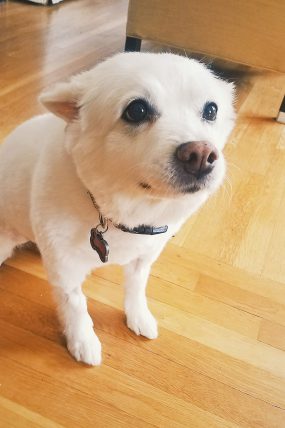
[180,183,204,193]
[138,143,223,197]
[170,174,213,194]
[139,161,225,199]
[138,171,214,197]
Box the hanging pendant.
[90,228,109,263]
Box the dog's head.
[40,53,235,203]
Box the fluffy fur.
[0,53,235,365]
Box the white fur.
[0,53,235,365]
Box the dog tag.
[90,228,109,263]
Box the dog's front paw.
[66,328,102,366]
[126,305,158,339]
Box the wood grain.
[1,0,285,427]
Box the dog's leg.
[0,228,26,266]
[42,252,101,365]
[124,258,158,339]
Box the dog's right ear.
[39,82,81,122]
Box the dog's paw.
[126,306,158,339]
[66,328,102,366]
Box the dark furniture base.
[125,36,142,52]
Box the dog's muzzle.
[176,141,218,177]
[171,141,220,193]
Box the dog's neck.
[86,184,209,232]
[87,190,168,236]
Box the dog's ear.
[39,82,81,122]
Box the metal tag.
[90,228,109,263]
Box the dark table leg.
[125,36,142,52]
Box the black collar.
[118,223,168,235]
[87,191,168,236]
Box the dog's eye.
[122,99,149,124]
[202,102,218,121]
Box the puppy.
[0,53,235,365]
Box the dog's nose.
[175,141,219,176]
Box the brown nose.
[176,141,219,177]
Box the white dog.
[0,53,235,365]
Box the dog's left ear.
[39,81,82,122]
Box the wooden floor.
[1,1,285,427]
